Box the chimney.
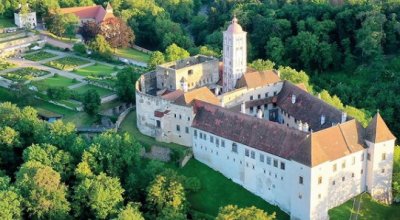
[277,70,281,78]
[220,99,224,108]
[341,112,347,123]
[321,114,325,125]
[291,94,296,104]
[302,123,309,132]
[215,87,220,96]
[318,93,321,99]
[298,121,303,131]
[257,109,263,119]
[241,101,246,114]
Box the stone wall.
[132,45,152,54]
[0,33,26,43]
[140,145,171,162]
[0,35,40,49]
[101,93,118,104]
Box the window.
[188,117,190,121]
[274,91,277,96]
[250,95,253,100]
[333,164,337,172]
[361,153,364,161]
[361,169,363,174]
[185,127,189,134]
[299,176,303,184]
[251,151,255,159]
[342,161,346,169]
[200,132,203,139]
[194,130,197,138]
[250,107,254,114]
[174,114,177,118]
[318,194,321,199]
[210,136,214,143]
[382,169,385,173]
[245,149,249,157]
[179,115,182,119]
[260,154,265,162]
[258,94,261,99]
[221,140,225,147]
[352,173,355,178]
[265,92,269,98]
[176,125,180,132]
[216,138,219,146]
[382,153,386,161]
[281,162,285,170]
[342,177,345,181]
[232,143,238,153]
[318,177,322,184]
[352,156,356,165]
[332,181,336,186]
[203,134,207,140]
[367,153,371,161]
[156,120,161,128]
[273,159,278,167]
[299,193,302,199]
[267,157,271,165]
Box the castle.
[135,17,396,220]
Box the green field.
[43,57,90,70]
[73,64,116,77]
[41,75,79,87]
[115,48,151,63]
[0,18,16,29]
[329,193,400,220]
[72,84,113,97]
[23,51,57,61]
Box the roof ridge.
[338,122,352,153]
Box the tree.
[63,13,79,41]
[78,20,100,43]
[146,174,187,220]
[100,17,135,51]
[113,203,145,220]
[148,51,165,70]
[73,173,124,219]
[83,89,101,115]
[73,43,86,55]
[216,205,276,220]
[266,37,285,65]
[9,81,34,105]
[165,43,190,61]
[249,59,275,71]
[116,66,142,103]
[89,35,114,61]
[15,161,70,219]
[46,9,67,37]
[0,189,22,219]
[47,86,70,100]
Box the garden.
[0,61,17,71]
[39,74,79,87]
[43,57,90,70]
[115,48,151,63]
[1,67,50,81]
[73,63,117,77]
[72,84,114,97]
[23,51,58,61]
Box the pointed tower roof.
[226,16,245,34]
[180,77,188,83]
[106,2,113,10]
[365,113,395,143]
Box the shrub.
[47,86,70,100]
[113,66,118,71]
[72,78,78,83]
[73,43,86,55]
[72,68,77,72]
[54,73,59,78]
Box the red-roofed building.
[59,3,115,26]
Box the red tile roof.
[174,87,219,106]
[235,69,281,89]
[162,89,184,102]
[365,113,396,143]
[59,5,114,23]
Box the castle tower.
[364,113,396,203]
[223,16,247,92]
[180,77,188,93]
[106,2,113,13]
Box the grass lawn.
[1,68,50,81]
[72,84,114,97]
[40,75,79,87]
[73,64,116,77]
[0,18,16,29]
[43,57,90,70]
[0,61,18,71]
[176,159,289,219]
[115,48,151,63]
[329,193,400,220]
[23,51,58,61]
[0,87,95,127]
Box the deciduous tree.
[101,17,135,51]
[148,51,165,70]
[165,43,190,62]
[83,89,101,115]
[78,20,100,43]
[116,66,142,103]
[216,205,276,220]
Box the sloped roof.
[235,69,281,89]
[277,81,347,132]
[174,87,219,106]
[59,5,114,22]
[296,83,307,92]
[192,100,309,160]
[162,89,184,102]
[365,113,396,143]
